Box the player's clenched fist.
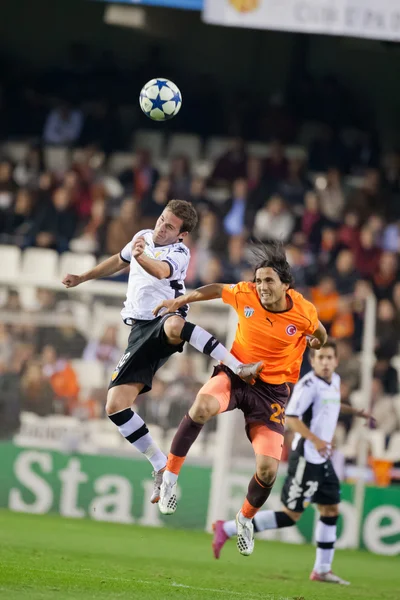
[133,236,146,259]
[62,274,82,288]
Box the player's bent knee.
[256,459,279,487]
[105,384,140,416]
[319,504,339,518]
[189,394,219,424]
[163,315,185,344]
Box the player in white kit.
[62,200,261,503]
[212,340,374,585]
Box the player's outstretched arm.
[153,284,224,316]
[307,320,328,350]
[340,403,376,424]
[62,254,127,288]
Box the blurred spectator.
[31,186,78,252]
[263,140,288,183]
[13,144,44,188]
[382,220,400,253]
[372,252,398,300]
[211,138,248,184]
[318,167,345,223]
[54,323,87,359]
[354,226,381,278]
[253,194,295,243]
[311,275,339,330]
[1,188,35,246]
[370,378,399,436]
[0,159,17,217]
[222,178,249,238]
[70,198,108,254]
[118,149,158,202]
[188,177,212,214]
[373,348,399,396]
[42,101,83,146]
[246,156,263,192]
[83,325,120,370]
[375,299,400,358]
[42,345,79,413]
[64,168,92,220]
[0,357,21,438]
[140,177,170,228]
[330,297,355,340]
[0,323,13,364]
[318,226,339,270]
[277,156,309,210]
[169,155,192,199]
[106,198,138,255]
[337,210,360,252]
[336,338,360,391]
[301,191,322,251]
[308,125,345,172]
[330,249,359,295]
[2,289,22,312]
[20,360,54,416]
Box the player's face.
[310,347,338,381]
[255,267,289,310]
[153,209,186,245]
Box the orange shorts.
[199,368,285,461]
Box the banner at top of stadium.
[203,0,400,42]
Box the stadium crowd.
[0,54,400,468]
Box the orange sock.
[241,498,259,519]
[166,453,186,476]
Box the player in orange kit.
[153,241,327,556]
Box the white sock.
[238,510,252,525]
[164,470,178,485]
[223,520,237,537]
[108,408,166,472]
[253,510,278,531]
[314,519,337,574]
[184,324,241,373]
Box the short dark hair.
[309,338,337,359]
[166,199,198,233]
[251,241,294,287]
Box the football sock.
[108,408,166,471]
[253,510,296,532]
[181,322,241,373]
[240,474,274,519]
[313,515,338,574]
[223,510,295,537]
[165,413,204,479]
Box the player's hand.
[358,409,376,426]
[133,236,146,259]
[62,274,82,289]
[311,436,332,458]
[307,337,322,350]
[153,299,180,316]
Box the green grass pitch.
[0,510,398,600]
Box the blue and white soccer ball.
[139,78,182,121]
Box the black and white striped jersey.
[285,371,341,464]
[120,229,190,322]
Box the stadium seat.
[59,252,96,279]
[167,134,202,162]
[108,152,134,175]
[71,359,106,389]
[2,141,29,162]
[133,130,165,159]
[204,137,232,161]
[247,142,270,158]
[286,145,308,160]
[0,244,21,283]
[193,159,212,178]
[20,247,59,283]
[44,146,70,172]
[368,430,386,459]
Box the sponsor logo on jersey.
[244,306,255,318]
[286,324,297,336]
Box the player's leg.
[310,461,349,585]
[106,383,167,503]
[235,423,286,556]
[163,316,262,382]
[213,506,300,559]
[159,372,230,515]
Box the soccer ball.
[139,78,182,121]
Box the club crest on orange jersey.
[286,324,297,336]
[244,306,255,318]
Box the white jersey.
[119,229,190,322]
[286,371,341,465]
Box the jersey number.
[270,403,285,425]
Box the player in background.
[153,241,327,555]
[212,340,375,584]
[62,200,261,503]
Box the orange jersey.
[222,282,319,385]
